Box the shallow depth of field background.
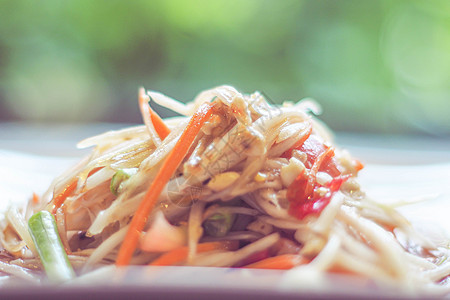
[0,0,449,136]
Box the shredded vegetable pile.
[1,86,449,293]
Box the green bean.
[28,211,75,283]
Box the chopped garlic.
[280,157,305,187]
[207,171,240,192]
[341,178,360,192]
[316,172,332,186]
[315,187,329,197]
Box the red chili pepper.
[288,196,329,220]
[284,133,361,220]
[287,172,350,220]
[282,135,341,177]
[286,170,308,203]
[327,174,351,193]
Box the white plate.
[1,130,449,298]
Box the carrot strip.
[329,265,359,276]
[242,254,307,270]
[149,241,239,266]
[150,107,171,140]
[51,167,104,214]
[51,180,77,214]
[32,192,40,204]
[116,103,214,266]
[139,88,171,140]
[87,166,103,177]
[353,158,364,173]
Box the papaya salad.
[0,86,449,293]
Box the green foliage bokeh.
[0,0,449,135]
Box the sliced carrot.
[139,88,171,140]
[32,192,40,204]
[87,166,103,177]
[51,179,77,214]
[51,167,103,214]
[242,254,307,270]
[329,265,359,276]
[353,158,364,173]
[149,107,171,140]
[149,241,239,266]
[116,102,214,266]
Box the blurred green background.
[0,0,449,136]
